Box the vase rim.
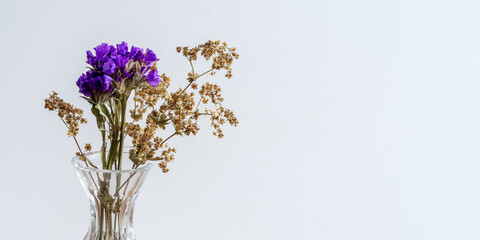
[71,148,154,173]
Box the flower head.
[116,41,129,56]
[130,46,144,61]
[86,50,95,65]
[146,69,161,86]
[94,43,116,62]
[78,42,161,100]
[76,71,114,101]
[112,54,128,68]
[144,48,159,66]
[102,59,116,75]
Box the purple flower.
[77,73,93,97]
[94,43,116,61]
[86,50,96,65]
[76,71,113,97]
[90,74,113,92]
[79,42,161,98]
[112,54,129,70]
[130,46,144,61]
[145,69,161,86]
[86,43,116,67]
[144,48,159,66]
[102,58,116,75]
[116,42,129,56]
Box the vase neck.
[74,162,151,240]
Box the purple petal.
[144,48,159,66]
[76,73,93,97]
[102,58,116,75]
[94,43,116,62]
[116,41,129,56]
[130,46,144,61]
[86,50,96,65]
[146,69,161,86]
[112,55,128,70]
[76,70,114,97]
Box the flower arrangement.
[44,40,239,172]
[44,40,239,239]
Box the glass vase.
[72,150,153,240]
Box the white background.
[1,0,480,239]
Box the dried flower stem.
[59,117,98,169]
[161,132,177,145]
[197,68,214,79]
[117,94,129,169]
[113,172,137,197]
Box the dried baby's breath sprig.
[130,74,171,122]
[158,147,176,173]
[44,92,99,169]
[126,40,239,172]
[194,82,239,138]
[126,117,162,166]
[160,88,198,136]
[44,91,87,137]
[177,40,239,78]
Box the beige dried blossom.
[130,74,171,122]
[127,40,239,172]
[44,91,87,137]
[45,91,95,168]
[84,143,92,151]
[177,40,239,79]
[158,147,176,173]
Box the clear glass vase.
[72,150,153,240]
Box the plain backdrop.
[1,0,480,239]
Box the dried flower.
[44,91,87,137]
[46,40,239,173]
[77,42,161,103]
[85,143,92,151]
[126,40,240,171]
[76,71,114,102]
[177,40,239,78]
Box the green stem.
[106,97,121,170]
[106,209,112,239]
[101,129,107,169]
[99,207,104,239]
[117,94,128,170]
[107,137,118,170]
[113,172,137,197]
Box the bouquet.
[44,40,239,172]
[43,40,239,240]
